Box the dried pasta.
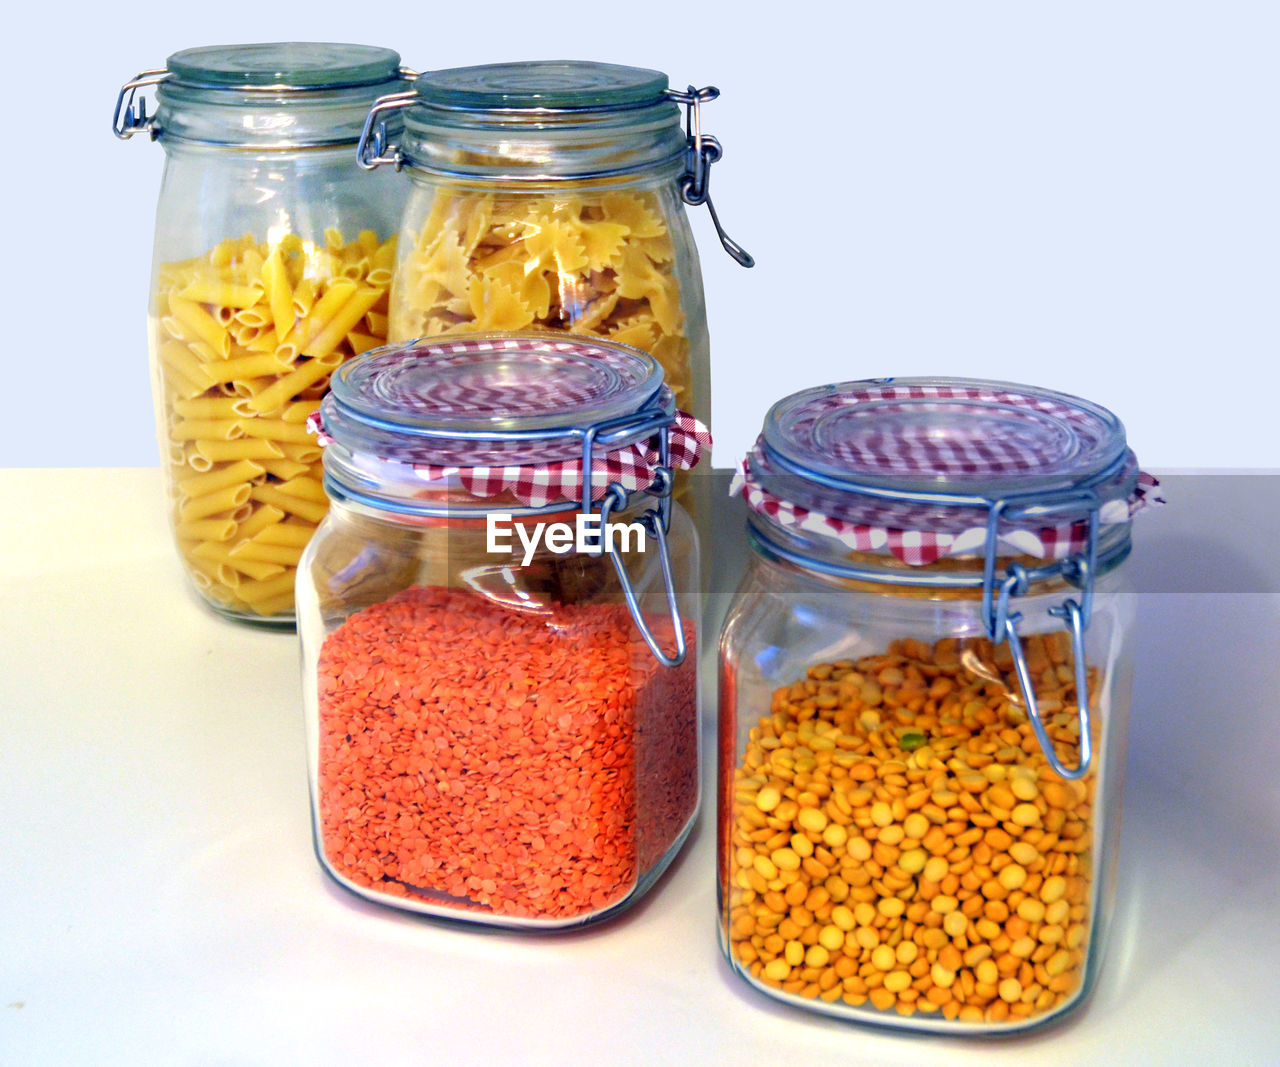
[153,229,396,619]
[388,190,692,408]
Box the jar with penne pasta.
[114,43,415,624]
[355,61,754,529]
[718,379,1159,1033]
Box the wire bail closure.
[356,89,417,169]
[573,406,685,667]
[665,85,755,268]
[979,496,1101,781]
[112,69,171,139]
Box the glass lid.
[413,60,669,111]
[166,42,402,90]
[329,333,662,436]
[763,377,1130,499]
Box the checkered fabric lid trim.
[731,440,1159,566]
[404,410,709,507]
[310,409,709,508]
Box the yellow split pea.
[725,633,1097,1025]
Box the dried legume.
[725,632,1096,1023]
[319,585,697,920]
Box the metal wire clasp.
[113,69,171,140]
[595,473,686,668]
[356,90,417,170]
[571,408,685,667]
[982,501,1101,781]
[665,86,754,268]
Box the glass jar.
[718,378,1155,1032]
[356,61,753,523]
[114,43,414,625]
[297,332,704,928]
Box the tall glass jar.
[297,332,704,928]
[355,61,753,525]
[718,378,1155,1032]
[114,43,414,625]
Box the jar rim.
[325,332,665,445]
[762,376,1131,501]
[412,60,670,113]
[165,42,402,92]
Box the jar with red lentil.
[297,331,704,927]
[718,378,1156,1031]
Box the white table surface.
[2,468,1277,1065]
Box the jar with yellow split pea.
[717,378,1156,1033]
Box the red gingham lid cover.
[315,333,708,508]
[732,377,1157,566]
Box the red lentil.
[318,584,697,921]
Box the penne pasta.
[191,540,285,581]
[157,340,216,389]
[232,306,272,328]
[279,443,322,464]
[175,517,238,542]
[153,226,396,618]
[262,247,295,343]
[244,328,281,353]
[281,400,322,425]
[235,571,297,605]
[173,396,243,419]
[179,482,252,522]
[179,277,264,308]
[304,286,384,361]
[168,296,232,357]
[250,484,328,523]
[242,352,342,414]
[203,352,295,386]
[295,279,357,345]
[252,521,314,548]
[346,330,382,355]
[234,504,286,541]
[247,591,299,617]
[229,540,304,566]
[177,459,265,501]
[291,277,318,318]
[170,418,245,443]
[194,438,284,462]
[274,475,327,504]
[259,458,312,481]
[236,417,319,445]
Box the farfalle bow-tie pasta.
[388,189,693,409]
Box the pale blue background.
[10,1,1277,470]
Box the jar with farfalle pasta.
[114,43,415,624]
[356,60,753,525]
[296,332,706,928]
[718,378,1159,1032]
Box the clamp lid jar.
[718,377,1156,1031]
[356,60,753,523]
[298,332,706,927]
[114,43,414,625]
